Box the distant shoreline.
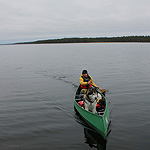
[2,41,150,46]
[15,36,150,44]
[1,36,150,45]
[13,42,150,45]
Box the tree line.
[17,36,150,44]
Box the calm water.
[0,43,150,150]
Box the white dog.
[84,87,102,114]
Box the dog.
[84,87,102,114]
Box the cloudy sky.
[0,0,150,44]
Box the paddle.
[96,88,105,98]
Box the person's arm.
[90,77,99,88]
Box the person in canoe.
[79,70,98,93]
[79,70,106,94]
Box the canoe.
[74,86,110,139]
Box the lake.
[0,43,150,150]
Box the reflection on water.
[74,110,107,150]
[84,128,106,150]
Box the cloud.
[0,0,150,43]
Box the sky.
[0,0,150,44]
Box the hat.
[82,70,88,74]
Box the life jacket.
[80,75,92,89]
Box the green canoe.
[74,86,110,139]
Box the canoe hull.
[74,88,110,139]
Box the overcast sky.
[0,0,150,44]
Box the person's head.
[82,70,88,77]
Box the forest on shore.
[16,36,150,44]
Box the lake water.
[0,43,150,150]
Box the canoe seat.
[97,112,104,116]
[75,94,84,99]
[75,99,81,102]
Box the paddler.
[79,70,106,94]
